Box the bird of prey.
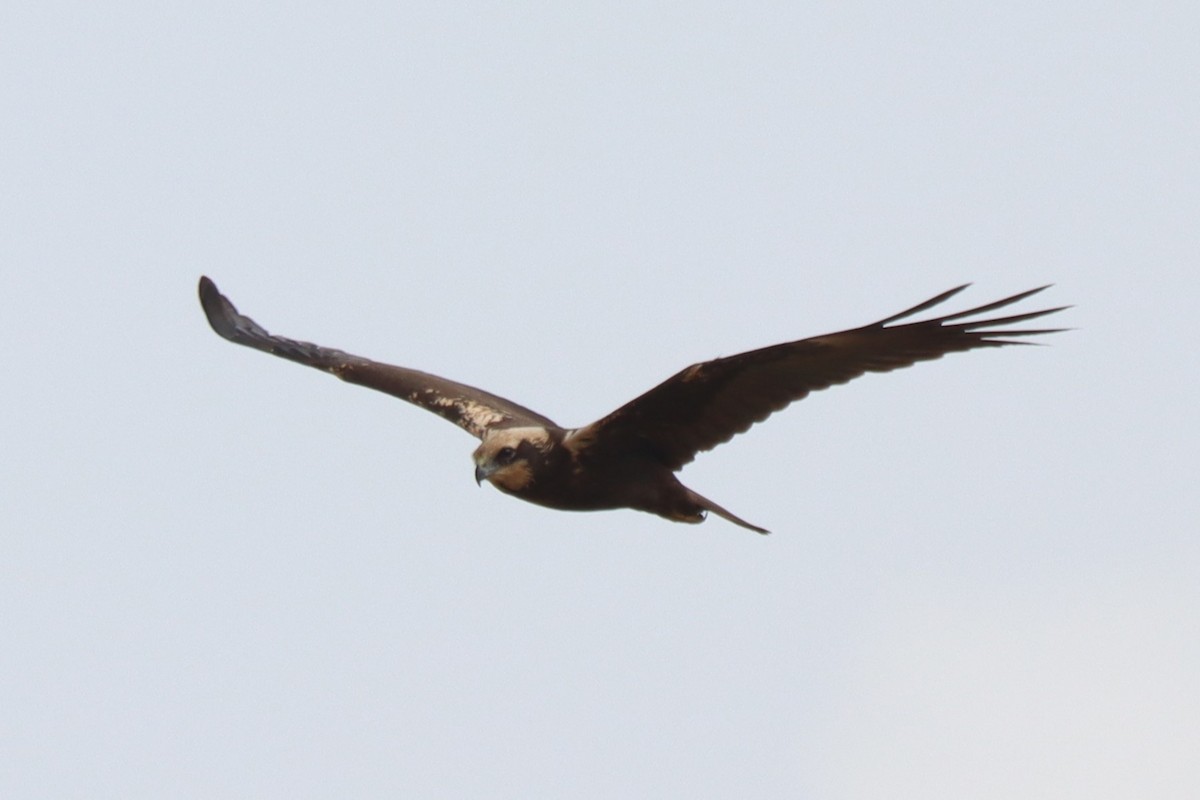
[198,277,1065,534]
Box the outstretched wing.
[198,277,558,439]
[569,285,1067,470]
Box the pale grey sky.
[2,3,1197,798]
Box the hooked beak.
[474,463,492,486]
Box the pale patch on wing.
[424,393,509,436]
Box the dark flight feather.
[568,285,1068,470]
[198,277,556,438]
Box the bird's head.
[472,427,554,494]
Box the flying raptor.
[198,277,1065,534]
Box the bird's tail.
[686,488,770,535]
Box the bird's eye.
[497,447,516,463]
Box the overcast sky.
[2,3,1197,798]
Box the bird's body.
[199,277,1066,533]
[471,425,757,529]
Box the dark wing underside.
[198,277,557,439]
[569,285,1067,470]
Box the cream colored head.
[472,427,553,493]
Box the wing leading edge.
[198,277,557,439]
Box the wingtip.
[875,284,973,326]
[197,275,221,309]
[197,275,240,341]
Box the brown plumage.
[198,277,1066,534]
